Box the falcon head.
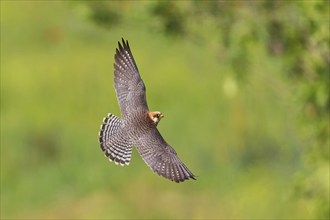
[148,111,164,126]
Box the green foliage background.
[1,1,329,219]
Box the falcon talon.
[98,38,195,183]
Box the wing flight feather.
[134,128,196,183]
[114,38,148,117]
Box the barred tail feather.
[99,113,132,166]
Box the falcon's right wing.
[134,128,196,183]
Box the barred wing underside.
[134,128,195,183]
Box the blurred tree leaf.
[87,1,121,29]
[152,1,186,37]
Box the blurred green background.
[1,1,329,219]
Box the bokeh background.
[1,1,329,219]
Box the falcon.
[99,38,195,183]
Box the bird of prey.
[99,38,195,183]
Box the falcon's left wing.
[114,38,149,117]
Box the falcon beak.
[159,113,164,119]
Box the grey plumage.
[99,38,195,183]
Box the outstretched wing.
[114,38,148,117]
[134,128,196,183]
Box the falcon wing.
[135,128,196,183]
[114,38,148,117]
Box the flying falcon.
[98,38,195,183]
